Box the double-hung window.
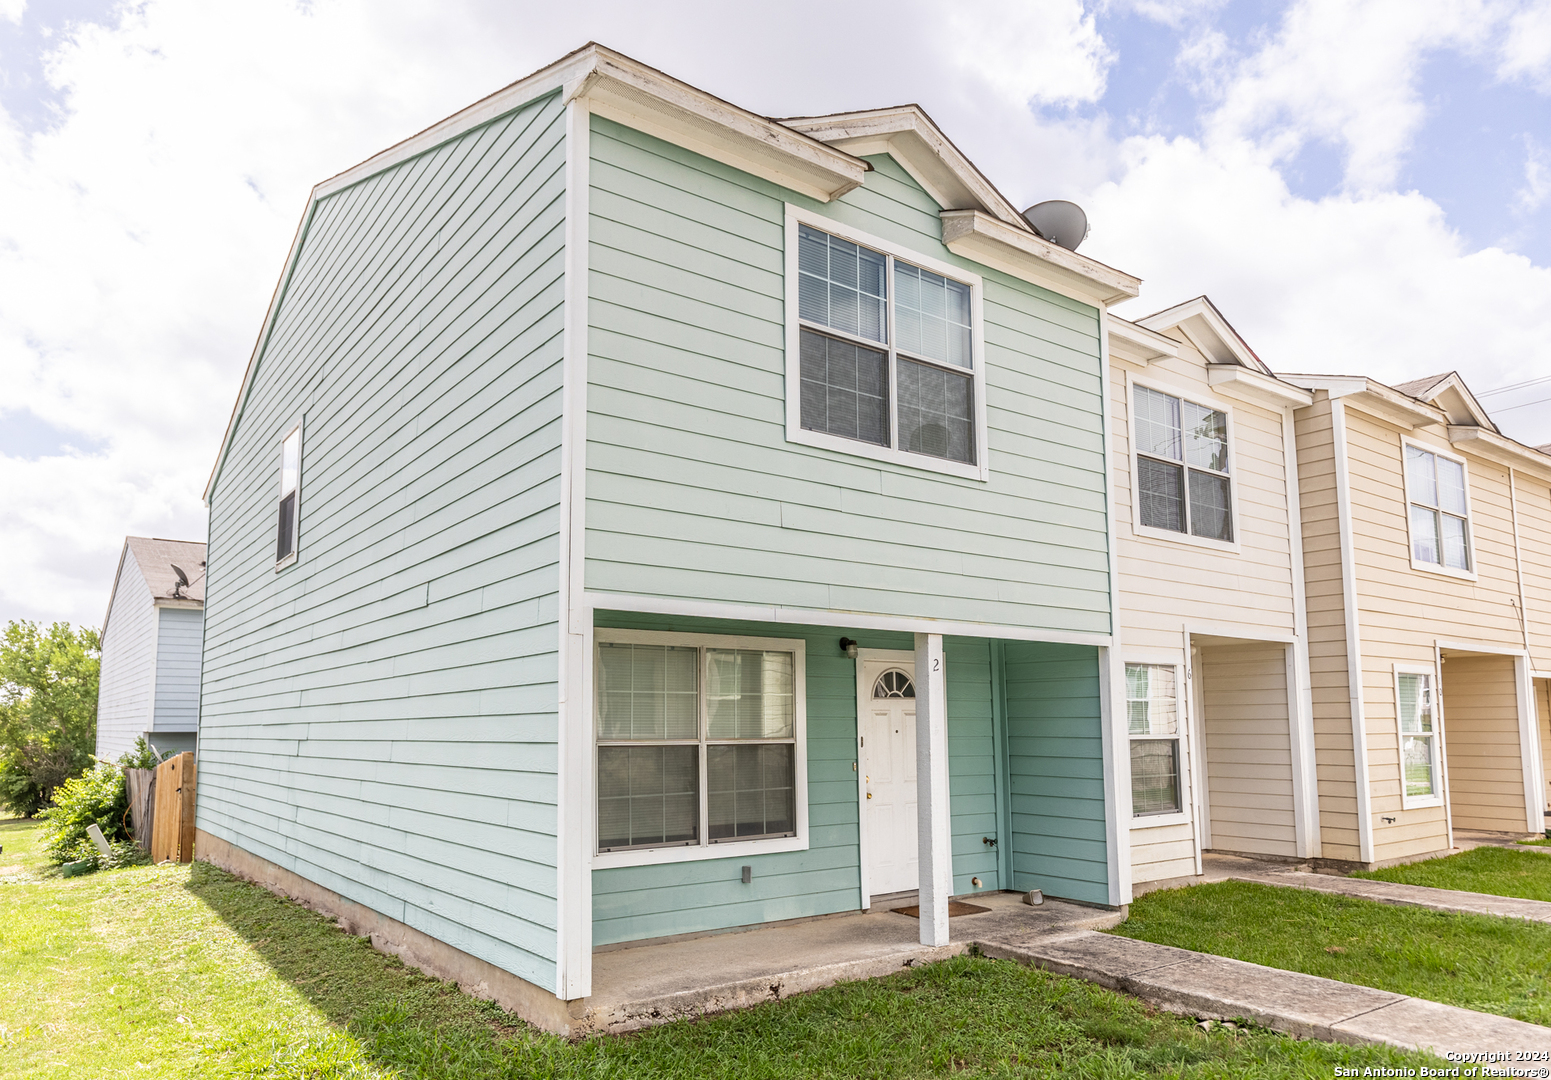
[1127,663,1183,817]
[276,425,301,566]
[788,214,984,477]
[1133,385,1233,543]
[1395,668,1440,804]
[1403,444,1471,573]
[594,631,807,864]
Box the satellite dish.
[170,563,189,599]
[1021,200,1089,251]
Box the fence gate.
[149,752,197,864]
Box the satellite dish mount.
[1021,200,1089,252]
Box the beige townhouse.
[1108,298,1321,892]
[1283,370,1551,867]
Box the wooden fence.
[146,752,197,864]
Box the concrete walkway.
[583,892,1121,1034]
[984,929,1550,1055]
[1226,867,1551,923]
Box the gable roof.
[204,43,1143,503]
[102,537,207,636]
[1136,296,1271,374]
[1389,371,1498,433]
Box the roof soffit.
[940,210,1141,306]
[1107,316,1180,364]
[1407,372,1498,433]
[780,107,1027,228]
[1136,297,1271,374]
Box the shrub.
[38,763,130,866]
[116,736,172,771]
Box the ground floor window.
[595,630,806,857]
[1395,668,1440,803]
[1127,662,1182,816]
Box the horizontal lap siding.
[152,607,203,734]
[1200,642,1296,857]
[96,552,156,760]
[1519,478,1551,672]
[1130,821,1195,884]
[1295,397,1360,861]
[1003,641,1107,904]
[1538,679,1551,812]
[1113,350,1297,652]
[1343,411,1526,858]
[584,117,1109,635]
[199,92,568,993]
[1442,654,1525,833]
[589,613,1003,944]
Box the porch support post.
[915,633,951,947]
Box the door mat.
[892,901,990,918]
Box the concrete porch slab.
[580,892,1123,1034]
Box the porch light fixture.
[839,637,859,658]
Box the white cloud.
[1517,134,1551,212]
[947,0,1113,107]
[0,0,23,24]
[1106,0,1228,28]
[1498,0,1551,89]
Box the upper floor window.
[1403,444,1471,573]
[1133,385,1233,543]
[594,631,808,865]
[786,213,986,480]
[276,426,301,566]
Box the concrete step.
[983,929,1550,1055]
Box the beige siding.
[1129,820,1195,884]
[1519,477,1551,672]
[1538,678,1551,814]
[1341,408,1529,857]
[1294,395,1361,861]
[1442,653,1527,832]
[1200,642,1297,857]
[1112,341,1303,884]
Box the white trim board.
[583,592,1114,648]
[853,647,916,909]
[1330,398,1375,864]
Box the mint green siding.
[584,116,1110,636]
[1003,642,1109,905]
[198,92,569,992]
[590,613,1092,944]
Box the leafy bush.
[116,736,172,771]
[0,621,101,816]
[37,763,130,866]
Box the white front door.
[862,660,918,900]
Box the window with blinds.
[596,639,801,854]
[1133,385,1233,543]
[1396,670,1440,802]
[1404,445,1472,572]
[795,222,979,468]
[276,426,301,566]
[1126,662,1182,816]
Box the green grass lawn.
[1519,836,1551,847]
[1352,844,1551,901]
[1114,879,1551,1026]
[0,819,1444,1078]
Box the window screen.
[1127,663,1182,816]
[799,330,888,446]
[1133,386,1232,542]
[897,358,974,464]
[1405,446,1470,571]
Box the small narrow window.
[1397,671,1439,801]
[1404,445,1471,572]
[1134,385,1232,542]
[276,427,300,564]
[1127,663,1182,816]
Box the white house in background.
[95,536,207,760]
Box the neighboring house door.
[861,658,918,900]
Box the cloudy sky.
[2,0,1549,630]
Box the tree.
[0,621,101,817]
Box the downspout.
[1097,306,1132,905]
[990,642,1013,889]
[1330,397,1375,865]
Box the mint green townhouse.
[195,44,1144,1031]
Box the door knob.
[866,792,873,799]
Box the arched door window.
[872,670,915,699]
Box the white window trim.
[1126,660,1190,824]
[1399,437,1478,582]
[783,204,990,483]
[1124,371,1242,554]
[275,417,303,572]
[591,626,809,869]
[1393,662,1444,810]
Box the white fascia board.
[1280,374,1443,428]
[782,107,1027,228]
[151,599,204,611]
[205,44,870,505]
[1136,297,1270,374]
[1206,364,1313,408]
[1447,426,1551,483]
[940,210,1141,307]
[1419,373,1497,432]
[1107,317,1179,365]
[100,538,133,638]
